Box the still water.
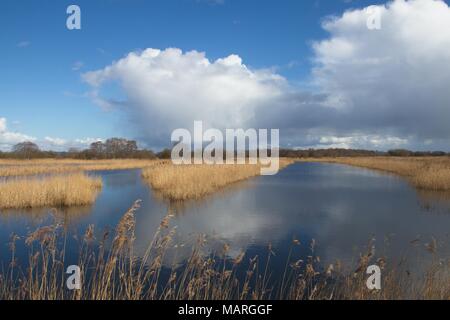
[1,162,450,274]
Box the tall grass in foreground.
[142,159,294,201]
[302,157,450,191]
[0,173,102,209]
[1,200,449,300]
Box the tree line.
[279,148,448,158]
[0,139,163,160]
[0,140,448,160]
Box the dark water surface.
[1,163,450,275]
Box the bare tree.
[12,141,40,159]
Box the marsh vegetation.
[0,173,102,209]
[0,159,166,177]
[1,157,449,300]
[1,201,449,300]
[141,158,294,201]
[300,157,450,192]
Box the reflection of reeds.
[142,159,294,201]
[1,201,450,300]
[0,173,102,209]
[301,157,450,191]
[416,189,450,214]
[0,159,167,177]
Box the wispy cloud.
[17,41,31,48]
[196,0,225,6]
[72,61,84,71]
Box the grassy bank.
[0,159,166,177]
[1,200,449,300]
[300,157,450,191]
[142,159,294,201]
[0,173,102,209]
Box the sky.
[1,0,450,151]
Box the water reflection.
[416,190,450,214]
[1,164,450,276]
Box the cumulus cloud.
[83,48,286,147]
[83,0,450,151]
[0,117,36,150]
[310,0,450,147]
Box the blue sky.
[1,0,450,151]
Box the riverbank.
[298,157,450,191]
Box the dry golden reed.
[0,159,167,177]
[142,159,294,201]
[0,173,102,209]
[299,157,450,191]
[142,163,261,201]
[1,201,449,300]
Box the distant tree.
[388,149,413,157]
[104,138,138,157]
[67,147,81,158]
[12,141,40,158]
[124,140,138,154]
[133,149,157,159]
[157,148,172,159]
[89,141,105,156]
[431,151,446,157]
[68,147,80,153]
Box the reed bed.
[301,157,450,191]
[142,159,294,201]
[0,159,167,177]
[0,173,102,209]
[1,200,449,300]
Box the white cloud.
[40,137,104,151]
[0,117,36,151]
[83,48,286,146]
[0,118,103,152]
[44,136,67,146]
[311,0,450,143]
[74,137,104,145]
[302,134,409,150]
[83,0,450,151]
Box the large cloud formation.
[309,0,450,149]
[83,48,286,147]
[83,0,450,151]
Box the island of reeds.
[141,158,295,201]
[0,173,102,209]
